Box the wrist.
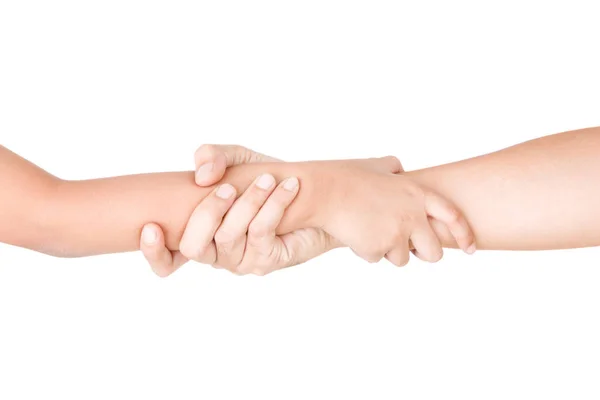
[402,168,461,249]
[301,161,336,229]
[273,161,333,233]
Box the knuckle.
[265,195,290,213]
[364,251,384,264]
[390,225,406,242]
[427,248,443,263]
[386,249,410,267]
[446,207,461,223]
[248,221,269,238]
[180,242,208,262]
[215,245,243,269]
[385,155,403,172]
[435,198,461,222]
[216,242,232,258]
[217,252,242,270]
[404,183,425,200]
[153,268,171,278]
[394,254,410,267]
[198,143,218,157]
[273,186,295,204]
[354,242,389,264]
[246,186,270,205]
[454,231,473,245]
[193,208,222,228]
[194,144,218,164]
[214,229,237,246]
[251,268,267,276]
[399,211,419,225]
[233,265,251,276]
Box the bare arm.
[2,147,424,259]
[0,147,63,254]
[0,145,319,257]
[1,144,478,263]
[407,127,600,250]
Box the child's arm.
[0,145,322,257]
[0,146,65,255]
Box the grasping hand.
[138,146,475,276]
[310,160,477,266]
[139,145,340,277]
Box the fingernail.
[196,163,215,180]
[466,244,476,254]
[256,174,275,190]
[216,184,235,199]
[283,177,299,191]
[142,226,158,245]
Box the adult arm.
[407,127,600,250]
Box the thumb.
[194,144,279,186]
[140,223,188,277]
[361,155,404,174]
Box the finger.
[261,227,343,276]
[214,174,277,271]
[179,183,237,264]
[238,177,300,274]
[427,218,454,247]
[352,248,386,264]
[409,223,444,263]
[279,228,340,269]
[384,244,411,267]
[140,223,188,277]
[424,192,476,254]
[194,144,278,186]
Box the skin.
[143,126,600,276]
[141,145,472,277]
[407,126,600,251]
[0,147,473,267]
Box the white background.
[1,1,600,399]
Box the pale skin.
[140,146,472,277]
[0,146,474,273]
[4,126,600,276]
[142,126,600,276]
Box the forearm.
[406,127,600,250]
[47,163,321,257]
[0,146,317,257]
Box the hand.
[140,145,340,277]
[311,160,476,266]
